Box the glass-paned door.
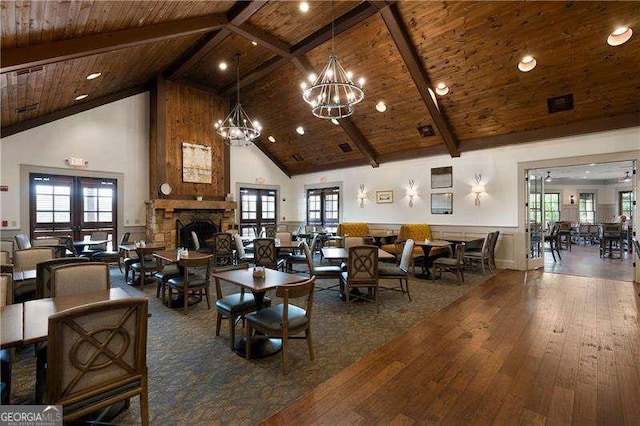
[306,187,340,229]
[239,187,277,238]
[526,171,544,269]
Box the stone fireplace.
[145,199,237,249]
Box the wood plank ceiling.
[1,1,639,176]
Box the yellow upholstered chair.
[336,223,370,247]
[381,224,449,258]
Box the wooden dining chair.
[340,245,379,312]
[131,245,164,291]
[245,276,316,374]
[234,234,254,264]
[432,243,466,285]
[0,273,13,404]
[35,257,91,298]
[13,247,55,301]
[166,254,212,314]
[253,238,285,271]
[213,263,269,351]
[43,298,149,424]
[211,233,234,266]
[378,238,414,300]
[49,262,111,297]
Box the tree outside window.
[544,193,561,223]
[579,193,595,224]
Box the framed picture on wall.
[376,190,394,204]
[182,142,212,183]
[431,192,453,214]
[431,166,453,189]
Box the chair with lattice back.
[211,233,234,266]
[253,238,285,271]
[340,245,379,312]
[43,298,149,424]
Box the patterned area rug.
[8,259,495,424]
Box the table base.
[234,337,282,359]
[164,295,202,309]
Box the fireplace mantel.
[151,199,237,218]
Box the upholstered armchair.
[336,223,372,247]
[381,224,448,258]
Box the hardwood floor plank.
[263,272,640,425]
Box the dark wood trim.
[379,4,460,157]
[377,144,451,163]
[166,1,267,80]
[252,139,292,178]
[228,23,292,58]
[224,143,231,195]
[338,118,379,168]
[1,14,227,74]
[221,56,289,96]
[292,56,315,77]
[460,113,640,153]
[289,159,371,176]
[0,84,149,137]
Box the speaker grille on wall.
[547,94,574,113]
[417,124,435,137]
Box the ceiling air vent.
[16,66,44,76]
[547,94,574,114]
[338,143,353,153]
[292,154,304,162]
[417,124,435,137]
[16,103,38,113]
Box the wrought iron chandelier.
[301,2,364,119]
[215,54,261,146]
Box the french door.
[30,173,117,249]
[239,187,277,238]
[526,170,544,270]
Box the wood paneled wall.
[149,77,229,200]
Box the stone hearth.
[145,200,237,249]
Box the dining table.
[413,240,453,278]
[321,247,395,261]
[73,238,111,253]
[153,250,212,308]
[210,267,307,358]
[1,288,130,348]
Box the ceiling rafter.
[253,139,292,178]
[166,1,267,80]
[1,84,150,137]
[0,14,228,74]
[378,4,460,157]
[339,118,379,168]
[221,2,378,95]
[227,22,292,58]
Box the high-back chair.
[600,223,624,258]
[92,232,130,268]
[13,247,55,301]
[463,233,492,274]
[253,238,284,270]
[213,263,270,350]
[302,240,341,291]
[49,262,111,297]
[81,231,108,256]
[14,233,32,250]
[166,255,212,314]
[31,237,66,258]
[264,226,277,239]
[0,273,13,307]
[44,298,149,424]
[234,234,254,264]
[131,245,164,291]
[0,250,11,273]
[245,276,316,374]
[344,236,365,250]
[0,240,15,261]
[211,233,234,266]
[378,239,414,300]
[36,257,91,298]
[432,243,466,285]
[0,273,13,404]
[577,224,590,245]
[340,245,379,312]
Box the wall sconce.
[407,179,417,207]
[357,184,366,208]
[570,194,575,205]
[471,173,486,206]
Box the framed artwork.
[182,142,212,183]
[431,166,453,189]
[376,190,394,204]
[431,192,453,214]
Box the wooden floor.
[264,270,640,425]
[544,242,634,282]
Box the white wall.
[289,127,640,226]
[0,93,150,232]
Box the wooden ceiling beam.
[221,56,288,96]
[253,139,292,178]
[339,118,379,168]
[460,113,640,153]
[228,22,292,58]
[166,1,267,80]
[1,14,227,74]
[1,84,149,137]
[379,4,460,158]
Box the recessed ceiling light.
[219,61,227,71]
[585,170,591,174]
[299,2,309,13]
[268,136,276,143]
[296,126,305,135]
[607,26,633,46]
[251,41,258,46]
[589,163,596,166]
[331,118,339,125]
[375,101,387,112]
[86,72,102,80]
[518,55,537,72]
[75,94,88,101]
[435,82,450,96]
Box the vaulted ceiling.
[2,1,639,176]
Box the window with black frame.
[239,187,277,238]
[544,193,561,223]
[619,191,632,219]
[306,187,339,228]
